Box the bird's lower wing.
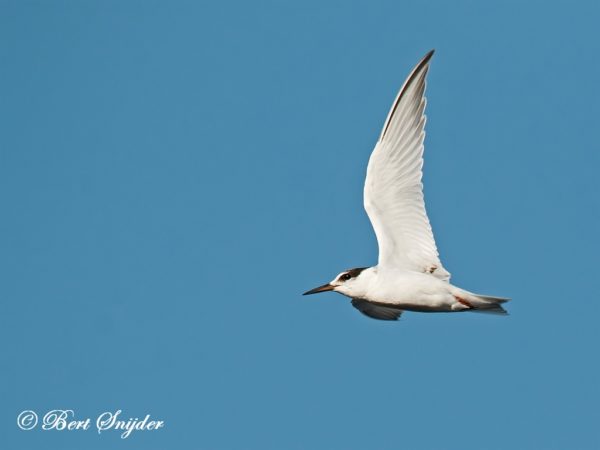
[351,299,403,321]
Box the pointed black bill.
[303,283,334,295]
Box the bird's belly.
[378,296,454,312]
[366,275,455,312]
[389,300,453,313]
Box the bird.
[303,50,509,321]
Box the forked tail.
[468,294,510,315]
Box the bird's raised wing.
[363,50,450,281]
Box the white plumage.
[365,50,449,281]
[304,50,509,320]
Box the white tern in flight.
[304,50,510,320]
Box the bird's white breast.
[364,268,454,308]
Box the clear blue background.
[1,1,599,449]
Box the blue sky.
[1,1,599,449]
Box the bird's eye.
[340,273,352,281]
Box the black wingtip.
[379,49,436,140]
[421,49,435,66]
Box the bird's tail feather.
[467,294,510,315]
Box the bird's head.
[303,267,370,298]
